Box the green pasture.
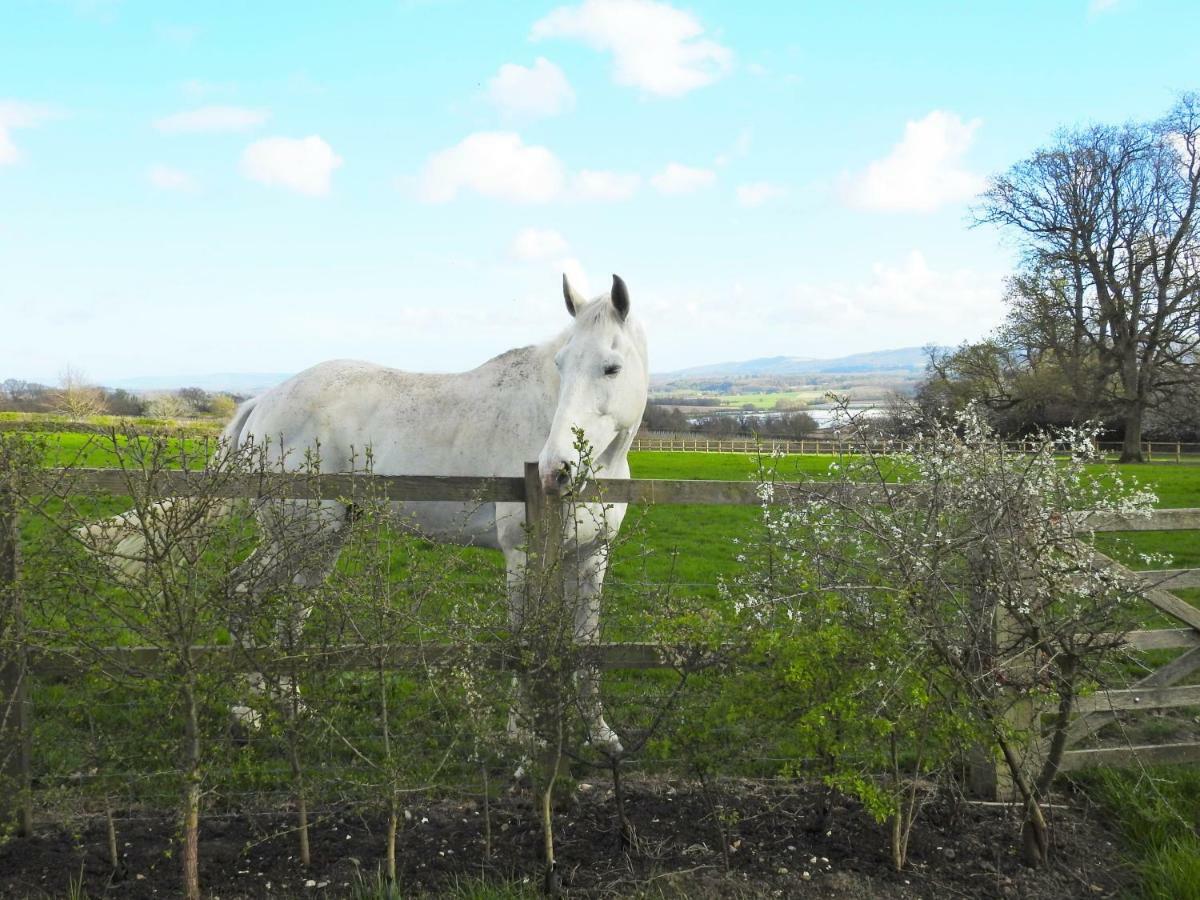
[717,390,824,409]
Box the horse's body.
[226,275,649,749]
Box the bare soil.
[0,778,1130,898]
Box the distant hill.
[654,347,936,380]
[103,347,937,394]
[107,373,293,394]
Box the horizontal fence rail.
[49,470,1200,524]
[27,642,690,678]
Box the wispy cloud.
[651,162,715,195]
[0,101,57,165]
[736,181,786,207]
[570,169,640,201]
[154,105,268,134]
[511,227,569,261]
[488,57,575,119]
[155,23,200,45]
[532,0,732,98]
[147,164,197,192]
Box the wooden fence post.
[0,459,32,836]
[523,461,565,598]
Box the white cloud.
[844,110,985,213]
[418,131,565,204]
[240,135,343,196]
[651,162,715,195]
[531,0,732,98]
[0,101,55,165]
[147,164,197,192]
[794,250,1003,334]
[1088,0,1119,13]
[736,181,786,207]
[488,57,575,119]
[511,227,569,261]
[154,105,268,134]
[571,169,640,201]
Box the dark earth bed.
[0,778,1130,898]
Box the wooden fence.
[2,465,1199,829]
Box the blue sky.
[2,0,1198,383]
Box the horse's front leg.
[574,548,623,754]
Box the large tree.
[977,94,1200,461]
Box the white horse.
[219,273,648,750]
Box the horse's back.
[227,358,542,551]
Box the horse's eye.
[603,364,621,377]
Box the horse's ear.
[562,273,586,318]
[610,273,630,321]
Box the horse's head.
[538,273,649,494]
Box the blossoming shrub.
[714,404,1152,868]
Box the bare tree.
[52,367,107,419]
[21,430,331,899]
[977,93,1200,461]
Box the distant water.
[689,406,884,429]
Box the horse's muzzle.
[541,465,572,495]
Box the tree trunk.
[1119,402,1145,463]
[181,678,202,900]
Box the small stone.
[801,871,811,881]
[136,874,146,881]
[943,848,956,860]
[776,867,789,875]
[305,879,316,888]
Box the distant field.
[718,390,824,409]
[649,390,826,410]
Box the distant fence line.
[633,432,1200,461]
[3,420,1198,461]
